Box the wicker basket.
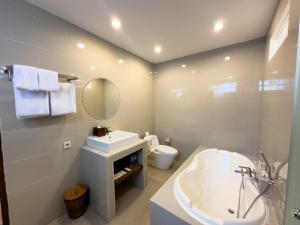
[64,184,89,219]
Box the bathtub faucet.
[235,166,256,178]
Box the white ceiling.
[25,0,278,64]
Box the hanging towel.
[50,83,77,116]
[13,65,39,91]
[13,86,50,119]
[37,68,59,91]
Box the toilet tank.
[149,135,159,147]
[144,135,160,149]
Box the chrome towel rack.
[0,65,78,82]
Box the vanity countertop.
[82,139,146,158]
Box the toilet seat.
[155,145,177,154]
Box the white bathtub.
[174,149,268,225]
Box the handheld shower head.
[259,151,272,180]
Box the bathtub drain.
[228,209,235,214]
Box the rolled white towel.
[37,68,59,91]
[13,65,39,91]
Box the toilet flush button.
[63,141,72,150]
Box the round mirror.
[82,78,120,120]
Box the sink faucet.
[105,127,112,135]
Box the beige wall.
[260,1,300,224]
[0,0,296,225]
[260,0,297,163]
[0,0,154,225]
[154,39,265,161]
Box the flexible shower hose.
[236,174,245,218]
[242,182,271,218]
[243,151,273,219]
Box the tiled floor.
[48,165,178,225]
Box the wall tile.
[8,170,79,225]
[0,1,154,225]
[259,1,298,224]
[154,39,265,161]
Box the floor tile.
[48,165,177,225]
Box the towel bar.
[0,65,78,82]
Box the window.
[269,1,290,62]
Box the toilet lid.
[156,145,177,154]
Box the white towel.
[13,85,50,119]
[37,68,59,91]
[13,65,39,91]
[50,83,77,116]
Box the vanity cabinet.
[80,139,148,222]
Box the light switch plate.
[63,141,72,149]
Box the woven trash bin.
[64,184,89,219]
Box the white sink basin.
[86,130,139,153]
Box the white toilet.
[144,135,178,170]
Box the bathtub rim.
[173,148,268,225]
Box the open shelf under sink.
[114,164,143,186]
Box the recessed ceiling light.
[118,59,124,64]
[154,45,162,54]
[181,64,187,68]
[225,56,231,61]
[214,22,224,32]
[228,75,233,79]
[90,66,96,71]
[111,18,122,30]
[272,70,279,74]
[77,43,85,49]
[149,72,153,74]
[191,70,196,74]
